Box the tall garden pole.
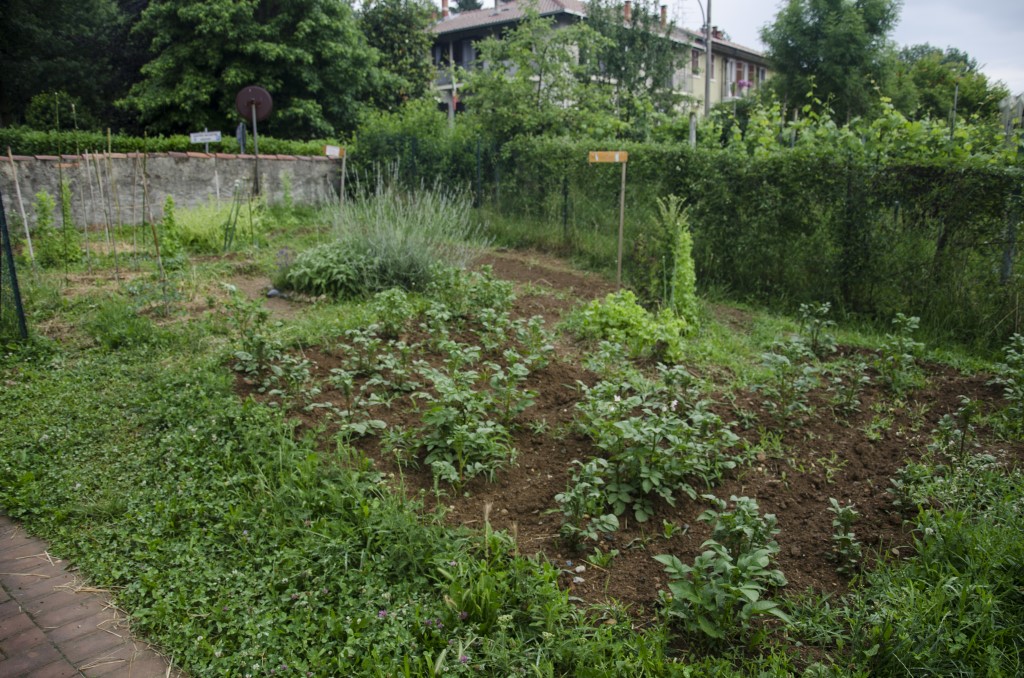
[705,0,712,117]
[618,160,627,288]
[6,147,34,267]
[588,151,629,287]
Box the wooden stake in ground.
[141,149,166,285]
[80,153,97,273]
[6,147,34,268]
[54,105,72,284]
[92,150,120,281]
[105,133,125,279]
[130,155,139,269]
[587,151,629,289]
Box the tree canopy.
[891,44,1009,122]
[461,0,689,142]
[584,0,687,137]
[462,8,616,141]
[119,0,380,138]
[359,0,436,112]
[0,0,123,128]
[761,0,902,121]
[452,0,484,12]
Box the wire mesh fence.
[0,186,29,342]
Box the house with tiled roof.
[430,0,769,117]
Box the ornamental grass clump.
[280,174,484,299]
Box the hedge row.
[354,131,1023,349]
[0,126,333,157]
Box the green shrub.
[282,178,483,299]
[875,313,925,393]
[657,195,699,323]
[990,333,1024,435]
[630,195,699,314]
[566,290,688,362]
[0,125,332,156]
[157,196,182,258]
[33,189,82,268]
[281,240,371,299]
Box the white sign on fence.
[189,131,223,144]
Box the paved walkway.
[0,515,183,677]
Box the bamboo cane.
[6,146,35,268]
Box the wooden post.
[618,160,627,289]
[340,150,347,208]
[251,103,261,196]
[6,147,34,266]
[588,151,629,289]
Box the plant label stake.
[189,128,222,154]
[235,86,273,196]
[588,151,629,288]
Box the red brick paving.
[0,515,185,677]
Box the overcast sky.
[669,0,1024,94]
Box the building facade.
[430,0,769,117]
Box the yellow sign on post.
[588,151,629,288]
[588,151,629,164]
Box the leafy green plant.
[664,198,699,323]
[989,333,1024,436]
[655,543,790,643]
[826,362,871,416]
[574,379,740,523]
[222,288,278,375]
[699,495,782,561]
[279,239,374,299]
[427,265,516,321]
[662,520,684,540]
[640,194,700,323]
[33,188,82,268]
[565,290,688,363]
[655,495,789,644]
[798,301,837,357]
[512,315,555,369]
[158,195,183,258]
[754,347,819,427]
[370,287,415,339]
[828,498,862,576]
[554,458,620,549]
[416,367,516,488]
[483,350,537,427]
[875,313,925,393]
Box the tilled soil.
[236,248,1021,623]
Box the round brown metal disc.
[235,86,273,121]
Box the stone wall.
[0,152,341,229]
